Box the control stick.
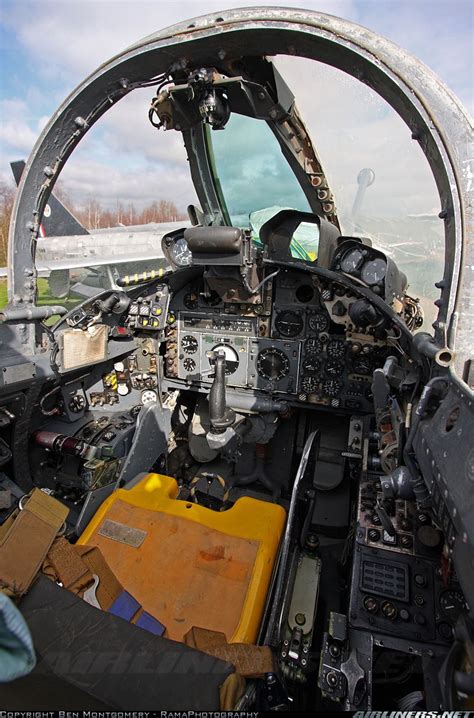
[208,351,236,432]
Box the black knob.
[364,595,378,613]
[368,528,381,542]
[381,601,397,620]
[418,525,442,548]
[349,298,380,328]
[332,300,346,317]
[414,574,426,588]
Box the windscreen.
[207,58,445,329]
[207,113,319,261]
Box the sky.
[0,0,472,220]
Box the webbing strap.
[184,626,274,677]
[46,537,93,592]
[0,489,69,596]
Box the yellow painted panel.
[79,473,286,643]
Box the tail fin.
[11,160,89,237]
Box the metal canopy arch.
[8,7,472,377]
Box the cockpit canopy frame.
[7,7,472,381]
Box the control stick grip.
[208,351,235,431]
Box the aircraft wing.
[11,160,188,274]
[34,225,187,272]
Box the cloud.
[58,150,198,213]
[99,89,191,168]
[4,1,357,82]
[0,2,468,225]
[274,57,442,218]
[0,99,39,155]
[355,0,473,115]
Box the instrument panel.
[165,269,391,412]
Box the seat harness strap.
[0,489,69,596]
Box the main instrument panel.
[165,269,391,412]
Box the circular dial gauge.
[183,358,196,372]
[341,247,365,273]
[301,375,318,394]
[170,237,192,267]
[209,344,239,375]
[324,358,344,377]
[275,310,304,338]
[352,356,372,375]
[184,291,198,309]
[302,357,321,374]
[327,338,346,359]
[141,389,158,405]
[322,378,343,397]
[309,313,329,333]
[361,258,387,285]
[305,337,324,355]
[182,335,198,354]
[256,348,290,381]
[439,590,466,621]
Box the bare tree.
[0,180,15,265]
[0,185,188,269]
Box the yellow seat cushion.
[78,473,286,644]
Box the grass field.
[0,280,7,309]
[0,278,80,319]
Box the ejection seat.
[4,472,285,710]
[77,472,286,644]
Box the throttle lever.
[375,498,396,536]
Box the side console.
[349,475,468,652]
